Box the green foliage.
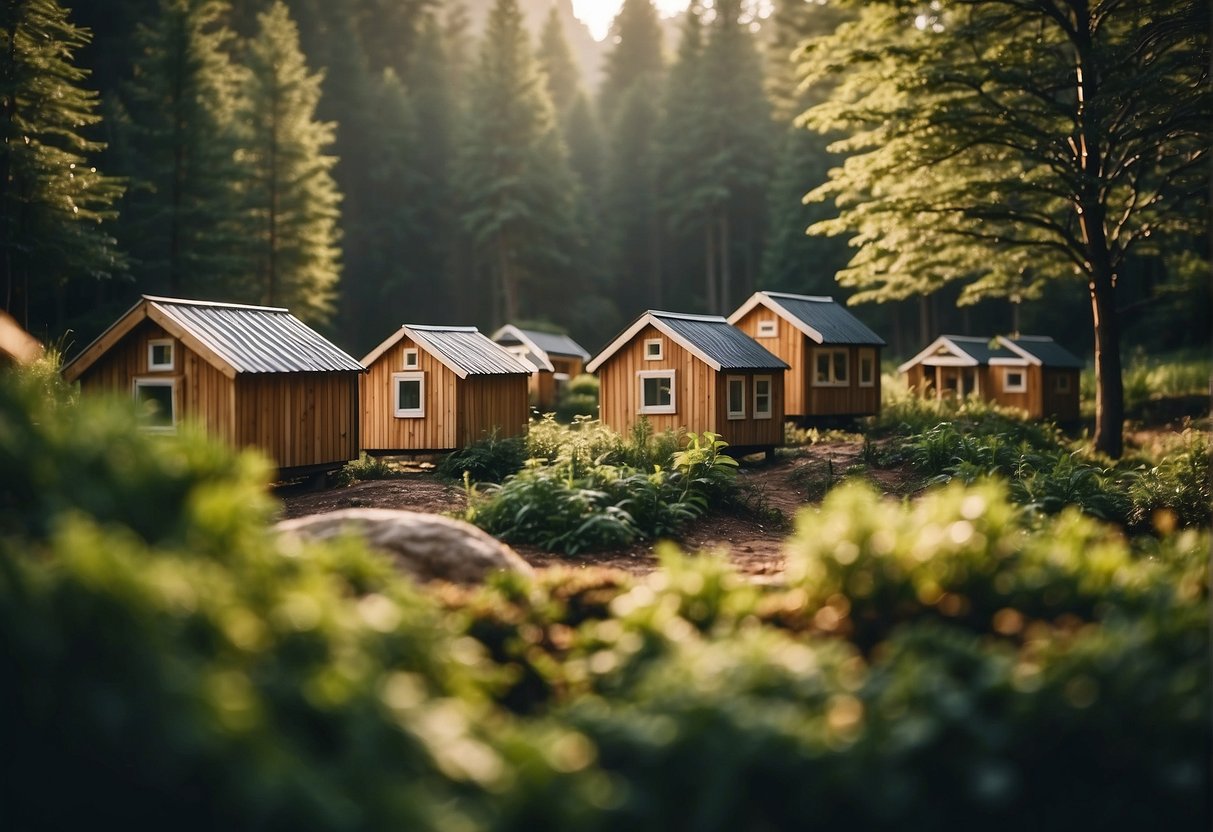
[1124,431,1211,533]
[336,452,402,484]
[554,372,598,423]
[1089,350,1213,418]
[436,431,527,484]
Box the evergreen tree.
[237,0,340,323]
[117,0,249,299]
[598,0,663,125]
[605,83,662,313]
[0,0,122,328]
[453,0,576,325]
[536,5,578,117]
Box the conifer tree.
[117,0,249,299]
[0,0,121,327]
[237,0,340,323]
[598,0,663,125]
[536,5,579,118]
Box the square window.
[757,319,778,338]
[148,339,174,371]
[859,350,875,387]
[644,339,663,361]
[403,348,419,369]
[813,348,850,387]
[639,370,675,414]
[727,376,746,419]
[754,376,772,419]
[133,378,176,432]
[1003,369,1026,393]
[393,371,425,417]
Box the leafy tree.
[0,0,122,328]
[116,0,249,299]
[453,0,576,324]
[801,0,1210,457]
[237,0,340,323]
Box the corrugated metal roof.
[408,326,531,376]
[944,335,1018,365]
[763,292,885,345]
[514,328,590,361]
[1004,336,1084,369]
[149,297,363,374]
[652,312,788,370]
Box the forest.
[5,0,1209,369]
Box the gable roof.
[586,311,788,374]
[898,334,1085,374]
[999,336,1084,369]
[491,325,590,369]
[362,325,532,379]
[63,295,363,382]
[728,291,886,346]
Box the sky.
[572,0,690,40]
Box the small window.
[753,376,772,419]
[813,348,850,387]
[133,378,176,432]
[1055,374,1071,393]
[757,319,778,338]
[638,370,675,414]
[1003,368,1027,393]
[644,338,663,361]
[148,339,174,371]
[727,376,746,419]
[858,349,876,387]
[393,371,425,417]
[403,348,419,369]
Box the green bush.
[436,430,527,483]
[1124,430,1211,532]
[555,373,599,422]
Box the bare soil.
[276,439,924,580]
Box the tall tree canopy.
[801,0,1210,456]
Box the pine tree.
[0,0,122,328]
[117,0,249,299]
[237,0,340,323]
[598,0,663,125]
[453,0,576,325]
[536,5,578,117]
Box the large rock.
[276,508,533,584]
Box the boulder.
[276,508,533,584]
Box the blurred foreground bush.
[0,370,1208,831]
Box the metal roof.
[759,292,886,345]
[148,297,363,374]
[407,325,531,377]
[651,312,788,371]
[1002,336,1084,369]
[942,335,1018,365]
[513,328,589,361]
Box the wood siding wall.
[531,356,584,412]
[361,336,459,451]
[903,363,1080,421]
[235,372,358,470]
[733,307,805,414]
[597,323,783,446]
[459,374,530,446]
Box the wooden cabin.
[360,325,531,453]
[898,334,1083,421]
[729,291,885,421]
[490,324,590,412]
[585,311,788,452]
[0,311,43,368]
[62,296,364,477]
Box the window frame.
[1002,368,1027,393]
[726,375,746,420]
[812,347,850,387]
[147,338,175,372]
[643,338,664,361]
[637,369,676,415]
[133,377,177,433]
[858,348,876,388]
[756,319,778,338]
[1054,374,1071,393]
[402,348,419,369]
[753,375,772,419]
[392,371,425,418]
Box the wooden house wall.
[712,371,785,447]
[1042,369,1081,422]
[802,344,882,417]
[458,375,530,446]
[531,371,555,412]
[361,336,459,451]
[904,362,1079,421]
[985,365,1037,415]
[733,307,805,415]
[77,319,235,442]
[235,372,358,470]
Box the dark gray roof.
[652,312,788,371]
[943,335,1018,365]
[513,328,590,361]
[763,292,885,345]
[149,296,363,374]
[409,326,531,376]
[1005,336,1084,369]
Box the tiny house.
[898,334,1082,421]
[585,311,788,452]
[360,325,531,453]
[490,325,590,412]
[62,295,364,476]
[729,291,885,420]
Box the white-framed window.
[644,338,663,361]
[1055,374,1071,393]
[753,375,772,419]
[133,378,177,432]
[757,319,778,338]
[858,349,876,387]
[403,348,419,369]
[147,339,175,371]
[813,348,849,386]
[727,375,746,419]
[1002,368,1027,393]
[638,370,675,414]
[393,371,425,417]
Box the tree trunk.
[718,211,731,314]
[499,235,519,322]
[918,294,931,343]
[1088,268,1124,458]
[648,214,662,308]
[704,222,717,315]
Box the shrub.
[555,373,599,422]
[1124,430,1211,532]
[435,430,527,483]
[335,452,402,484]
